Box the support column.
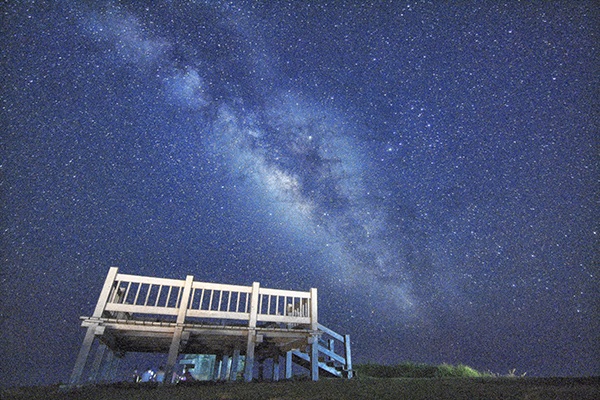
[212,355,222,381]
[220,355,230,381]
[285,351,293,379]
[166,326,183,382]
[310,336,319,381]
[244,331,257,382]
[272,355,280,382]
[69,324,98,385]
[165,274,194,383]
[244,282,260,382]
[70,267,118,386]
[309,287,319,381]
[101,350,116,382]
[344,334,353,378]
[230,348,240,381]
[89,343,107,382]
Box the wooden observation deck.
[69,267,352,384]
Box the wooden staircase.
[289,324,353,379]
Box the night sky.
[2,1,598,388]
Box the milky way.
[2,0,598,387]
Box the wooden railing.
[97,267,317,328]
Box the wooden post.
[165,274,193,383]
[212,355,222,381]
[92,267,119,318]
[344,334,353,378]
[101,349,116,382]
[244,282,260,382]
[310,336,319,381]
[272,355,280,381]
[310,288,318,331]
[221,355,231,381]
[89,343,107,382]
[285,351,292,379]
[69,324,98,385]
[230,348,240,381]
[70,267,119,385]
[309,287,319,381]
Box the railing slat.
[155,285,163,307]
[144,284,152,306]
[133,283,142,305]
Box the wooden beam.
[177,275,194,324]
[310,288,318,331]
[344,334,353,378]
[248,282,260,329]
[272,355,280,382]
[243,330,256,382]
[230,348,241,381]
[89,343,106,382]
[69,324,99,384]
[165,326,183,383]
[92,267,119,318]
[310,335,319,381]
[285,351,292,379]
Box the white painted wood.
[248,282,260,328]
[92,267,119,318]
[176,275,194,323]
[89,344,106,382]
[317,323,344,341]
[186,309,250,320]
[244,330,256,382]
[72,268,358,385]
[310,288,318,331]
[285,351,292,379]
[344,334,353,378]
[191,281,253,292]
[69,324,98,384]
[259,287,311,297]
[115,273,185,287]
[310,337,319,381]
[104,303,179,315]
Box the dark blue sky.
[2,1,598,387]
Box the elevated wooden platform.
[69,267,352,384]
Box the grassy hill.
[3,363,598,400]
[3,377,598,400]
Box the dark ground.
[2,377,599,400]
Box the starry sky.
[1,0,598,388]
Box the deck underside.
[84,317,314,358]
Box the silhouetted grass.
[355,362,488,378]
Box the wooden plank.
[186,309,249,320]
[192,281,252,293]
[259,287,310,298]
[317,345,345,364]
[256,314,310,324]
[104,303,179,316]
[115,273,185,287]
